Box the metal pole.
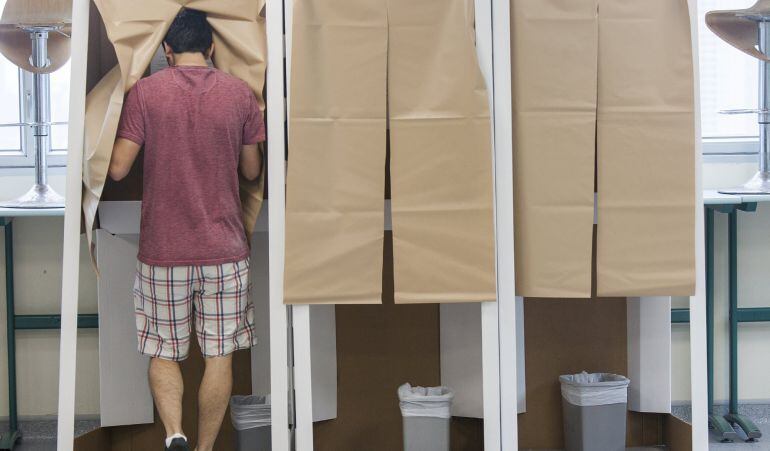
[719,19,770,194]
[287,306,296,449]
[728,210,739,415]
[0,26,65,209]
[759,21,770,173]
[706,208,714,414]
[4,221,17,433]
[31,31,52,188]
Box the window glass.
[699,0,759,139]
[0,52,20,152]
[50,60,71,151]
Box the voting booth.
[50,0,709,450]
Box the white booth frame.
[55,0,708,449]
[278,0,515,448]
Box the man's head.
[163,8,214,63]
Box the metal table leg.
[0,217,98,450]
[724,209,762,441]
[705,209,740,442]
[0,220,20,450]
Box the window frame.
[703,136,758,156]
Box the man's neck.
[173,52,208,67]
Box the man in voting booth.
[107,9,265,451]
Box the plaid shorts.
[133,258,257,361]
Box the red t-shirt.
[117,65,265,266]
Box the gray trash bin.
[560,372,631,451]
[398,383,454,451]
[230,395,271,451]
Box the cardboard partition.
[95,231,153,427]
[664,414,693,451]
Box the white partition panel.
[310,305,338,422]
[250,233,272,396]
[688,0,709,447]
[627,297,672,413]
[57,0,90,449]
[266,0,291,449]
[440,304,484,418]
[95,231,153,427]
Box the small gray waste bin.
[398,383,454,451]
[230,395,271,451]
[560,372,631,451]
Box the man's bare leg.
[149,357,185,438]
[196,355,233,451]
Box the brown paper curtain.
[83,0,267,255]
[512,0,696,298]
[285,0,496,305]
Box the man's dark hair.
[163,9,213,54]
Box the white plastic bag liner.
[559,372,630,407]
[230,395,271,431]
[398,383,454,419]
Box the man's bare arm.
[109,138,142,181]
[239,143,262,181]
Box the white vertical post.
[282,0,315,449]
[475,0,508,449]
[489,0,520,447]
[688,0,709,448]
[56,0,89,449]
[266,0,291,449]
[480,303,501,451]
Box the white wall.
[672,159,770,405]
[0,168,101,417]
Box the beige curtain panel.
[285,0,496,305]
[512,0,696,298]
[83,0,267,256]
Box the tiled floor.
[12,409,770,451]
[0,418,99,450]
[13,438,57,451]
[675,403,770,450]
